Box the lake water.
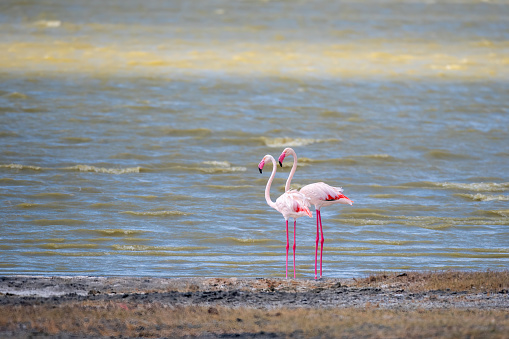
[1,0,508,278]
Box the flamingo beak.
[258,159,265,173]
[278,153,286,167]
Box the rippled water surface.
[1,0,508,278]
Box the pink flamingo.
[278,147,353,279]
[258,154,313,279]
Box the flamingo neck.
[285,148,298,192]
[264,155,278,210]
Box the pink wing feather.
[300,182,352,208]
[275,190,312,219]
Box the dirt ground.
[0,273,508,338]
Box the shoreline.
[1,272,508,338]
[1,274,508,310]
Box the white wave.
[120,210,189,216]
[359,154,393,159]
[33,20,62,28]
[199,167,247,173]
[203,161,232,168]
[457,193,509,202]
[488,209,509,217]
[261,137,339,148]
[65,165,140,174]
[439,182,509,192]
[0,164,42,170]
[201,161,246,173]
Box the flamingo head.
[258,155,270,174]
[278,148,291,167]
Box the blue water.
[0,0,508,278]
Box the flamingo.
[278,147,353,279]
[258,154,313,279]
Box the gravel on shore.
[1,275,508,310]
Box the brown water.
[0,0,508,278]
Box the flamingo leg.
[314,211,319,279]
[319,210,324,278]
[293,220,297,279]
[285,219,289,279]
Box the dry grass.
[1,271,508,338]
[356,270,509,293]
[1,302,508,338]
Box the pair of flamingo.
[258,147,353,279]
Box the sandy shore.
[1,274,508,338]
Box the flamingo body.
[300,182,352,210]
[258,154,312,278]
[278,147,353,279]
[274,189,313,220]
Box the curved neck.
[264,155,278,210]
[285,148,298,192]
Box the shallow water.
[0,0,508,278]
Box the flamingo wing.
[300,182,352,207]
[275,190,312,218]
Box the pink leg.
[319,210,324,278]
[314,213,319,279]
[285,220,289,279]
[293,220,296,279]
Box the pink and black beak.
[278,152,286,167]
[258,158,265,174]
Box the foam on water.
[456,194,509,202]
[0,164,42,170]
[40,243,100,250]
[111,245,209,251]
[441,182,509,192]
[260,137,340,148]
[485,210,509,217]
[120,210,190,217]
[79,229,146,237]
[65,165,142,174]
[200,161,247,173]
